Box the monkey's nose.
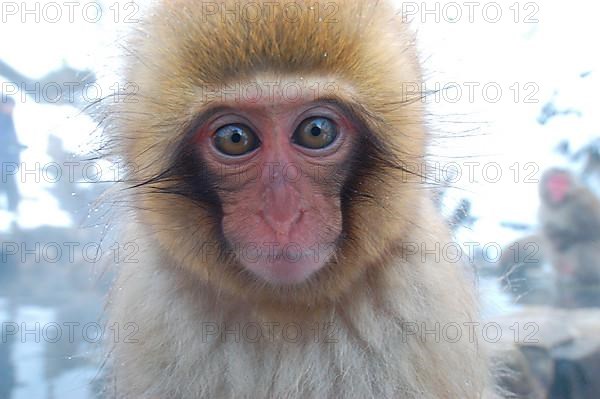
[262,184,303,235]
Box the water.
[0,301,100,399]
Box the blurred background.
[0,0,599,398]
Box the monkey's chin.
[241,253,331,286]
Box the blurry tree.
[573,138,600,184]
[0,96,26,212]
[0,59,95,108]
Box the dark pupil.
[311,126,322,137]
[231,132,242,143]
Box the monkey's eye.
[292,117,338,150]
[213,124,260,156]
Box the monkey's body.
[538,171,600,286]
[110,201,485,398]
[105,1,489,397]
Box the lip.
[240,250,332,286]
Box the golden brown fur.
[104,1,490,397]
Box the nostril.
[262,207,303,236]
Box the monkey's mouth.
[235,242,336,285]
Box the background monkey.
[499,169,600,303]
[538,169,600,285]
[104,1,490,398]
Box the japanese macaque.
[104,1,490,398]
[538,169,600,285]
[500,169,600,295]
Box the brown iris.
[292,117,338,150]
[214,124,260,156]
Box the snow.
[1,0,599,396]
[406,0,600,247]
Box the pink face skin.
[196,97,356,285]
[547,173,571,205]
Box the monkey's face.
[195,92,356,285]
[115,0,426,304]
[542,170,572,206]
